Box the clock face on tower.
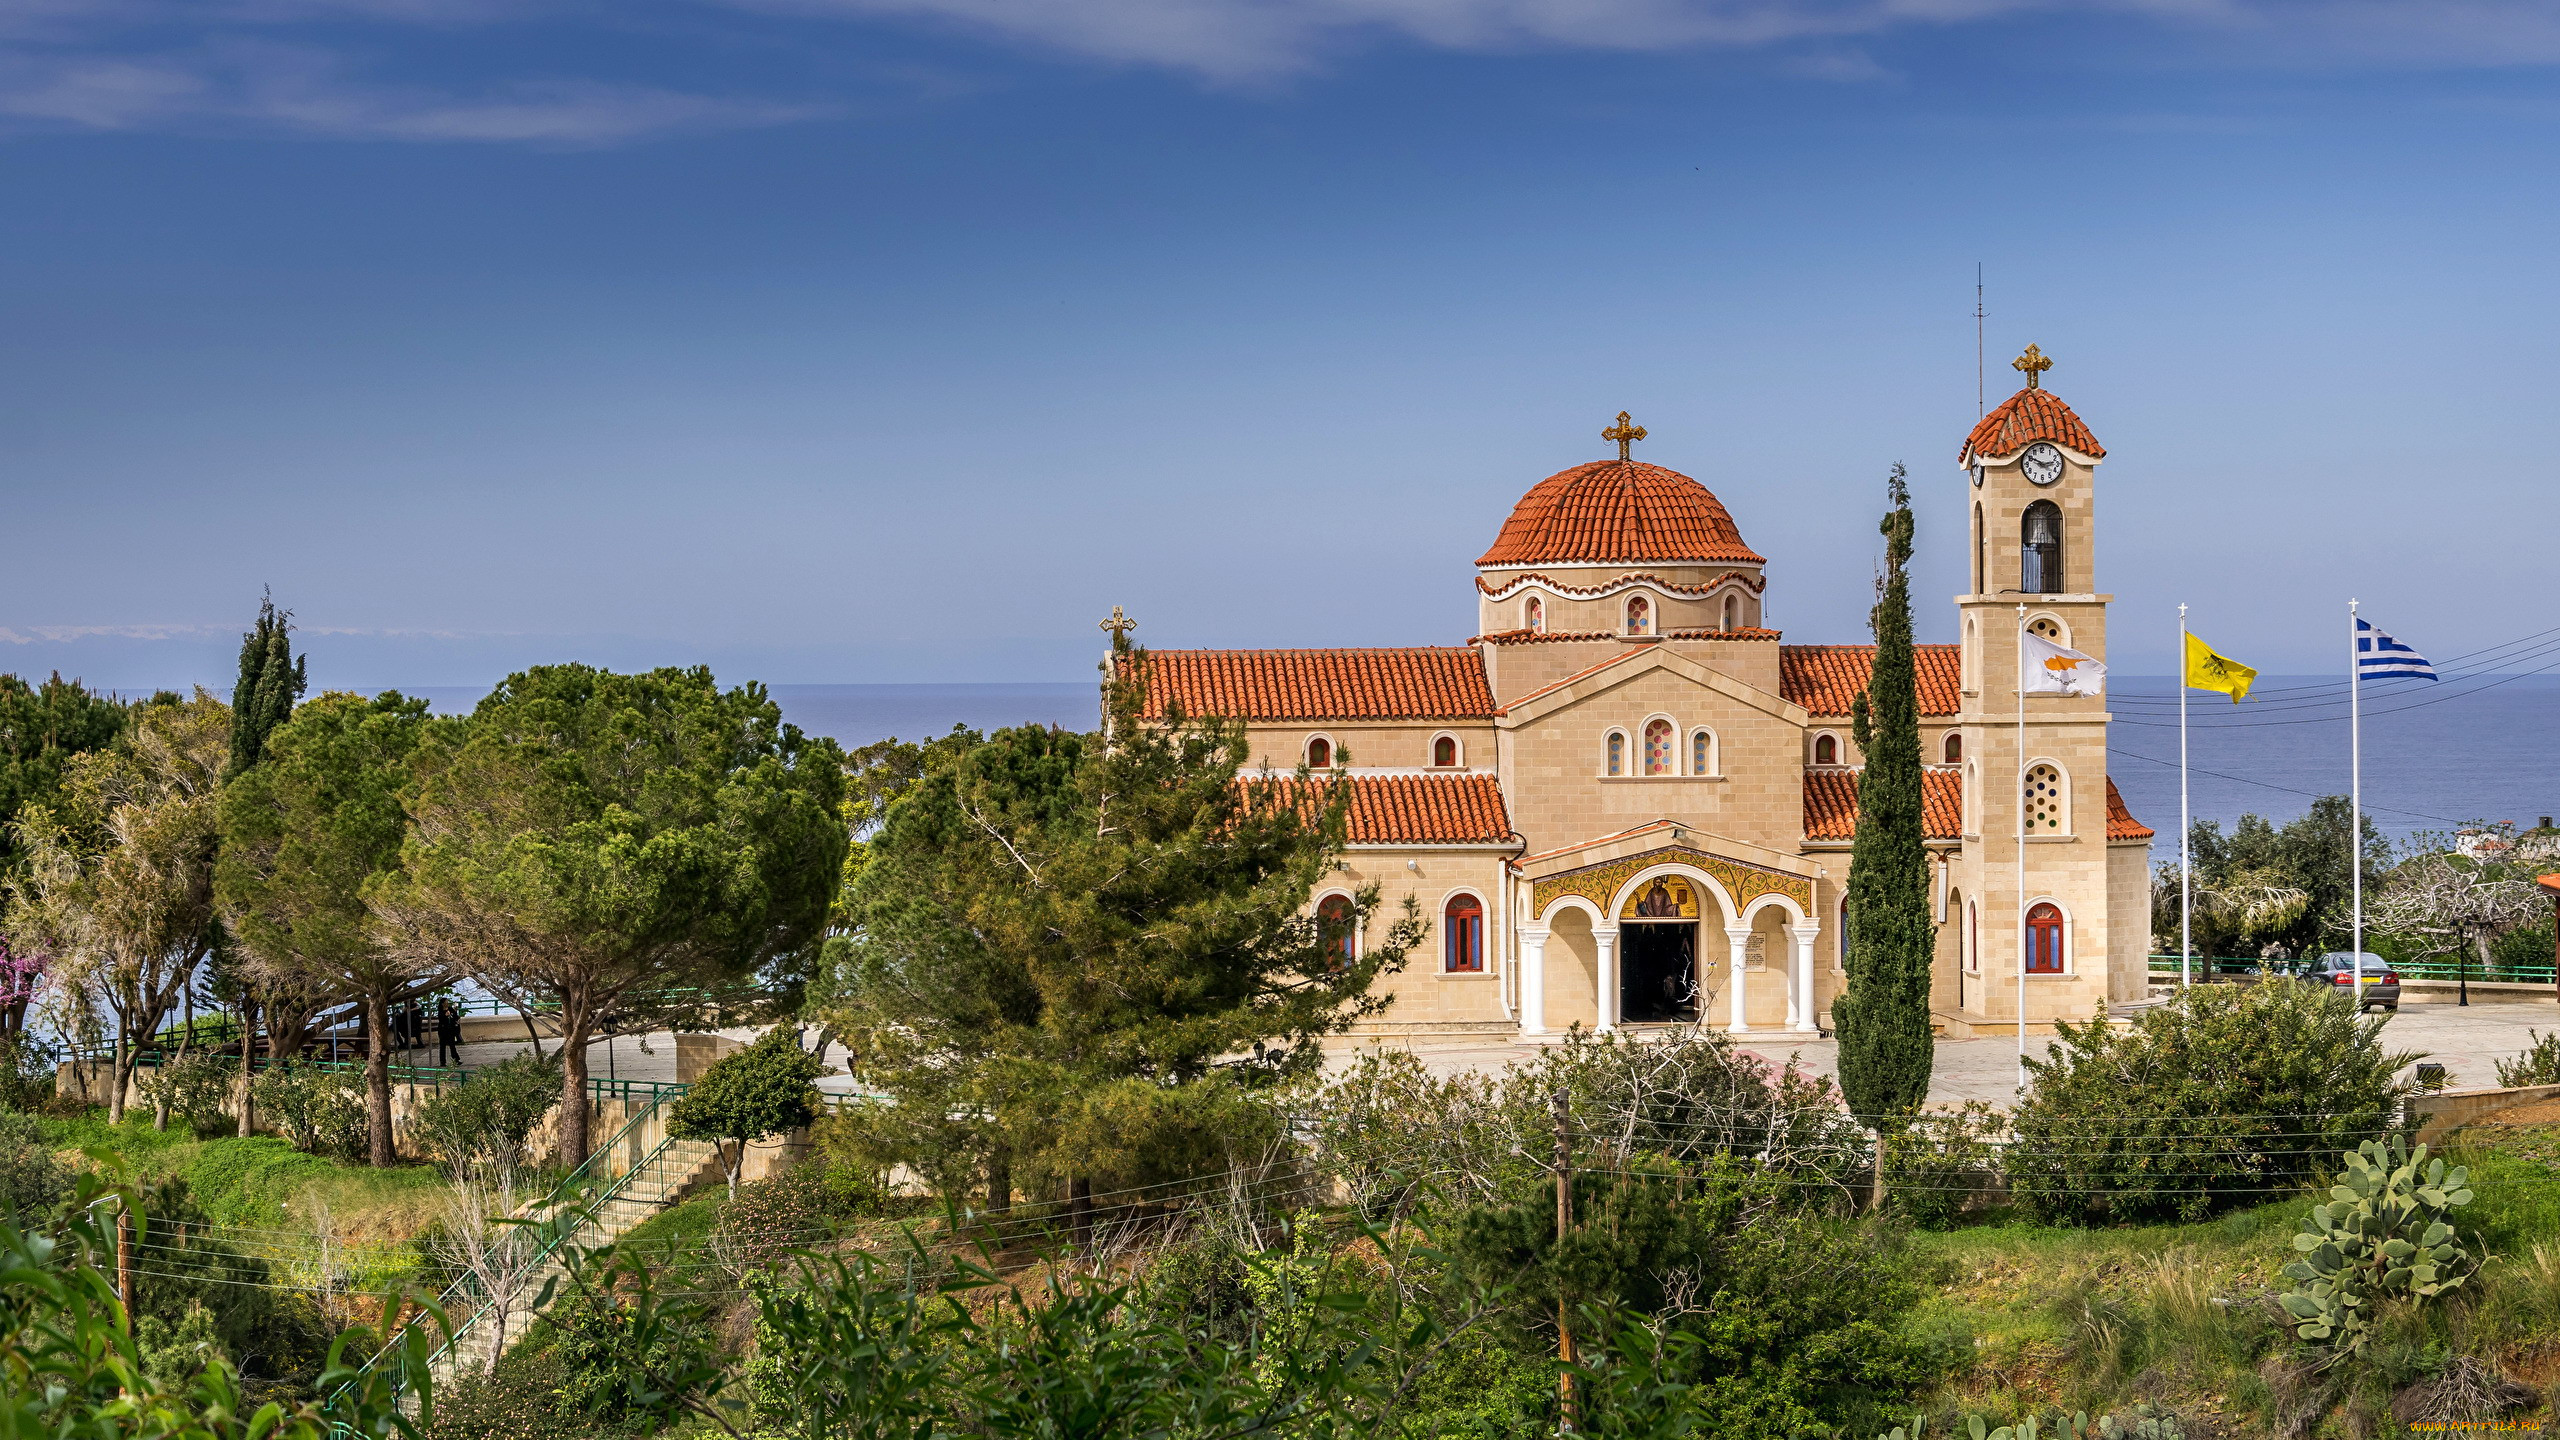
[2021,442,2065,486]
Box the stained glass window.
[1525,596,1544,632]
[2024,764,2065,832]
[1434,735,1458,767]
[1626,596,1650,635]
[1307,737,1332,769]
[1318,893,1356,967]
[1813,734,1838,766]
[1643,719,1673,775]
[1606,732,1624,776]
[1691,729,1712,775]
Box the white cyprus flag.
[2021,631,2107,697]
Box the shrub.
[410,1051,560,1177]
[0,1029,59,1111]
[1884,1101,2007,1229]
[1308,1029,1863,1218]
[2008,984,2417,1223]
[703,1161,880,1279]
[2493,1028,2560,1087]
[138,1050,238,1133]
[0,1107,70,1217]
[540,1278,718,1432]
[252,1061,366,1158]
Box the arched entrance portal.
[1618,875,1700,1023]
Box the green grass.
[1890,1126,2560,1434]
[616,1186,724,1253]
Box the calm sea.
[399,675,2560,852]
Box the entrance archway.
[1616,874,1703,1024]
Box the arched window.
[2022,501,2063,594]
[1606,731,1626,776]
[1721,594,1740,631]
[1306,736,1332,769]
[2024,763,2065,833]
[1317,893,1357,967]
[1960,894,1977,972]
[1524,596,1544,632]
[1690,728,1714,776]
[1443,894,1484,973]
[1625,595,1651,635]
[1942,732,1962,764]
[1813,733,1839,766]
[1971,503,1985,594]
[1433,735,1459,767]
[2025,902,2066,973]
[1643,718,1674,775]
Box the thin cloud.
[5,0,2560,141]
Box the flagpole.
[2179,603,2191,993]
[2351,598,2363,1008]
[2017,603,2028,1094]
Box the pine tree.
[821,636,1428,1243]
[1833,463,1934,1126]
[226,592,306,778]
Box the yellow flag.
[2184,631,2257,702]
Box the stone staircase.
[429,1134,723,1384]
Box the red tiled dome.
[1477,460,1763,568]
[1960,386,2105,465]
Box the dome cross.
[2012,344,2053,390]
[1602,410,1648,461]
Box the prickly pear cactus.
[1860,1407,2182,1440]
[2277,1136,2474,1357]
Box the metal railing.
[2146,953,2557,986]
[367,1081,693,1394]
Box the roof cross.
[1099,606,1136,640]
[2012,344,2053,390]
[1602,410,1648,461]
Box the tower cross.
[1099,606,1136,640]
[1602,410,1648,461]
[2012,344,2053,391]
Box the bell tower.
[1948,346,2132,1033]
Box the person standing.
[436,998,463,1067]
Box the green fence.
[2146,953,2556,986]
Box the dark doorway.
[1620,923,1698,1023]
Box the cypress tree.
[1833,463,1935,1124]
[227,591,306,777]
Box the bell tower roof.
[1962,349,2104,464]
[1961,386,2105,465]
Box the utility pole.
[1553,1089,1576,1432]
[118,1201,136,1326]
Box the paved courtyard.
[408,991,2557,1112]
[1317,991,2560,1108]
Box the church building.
[1136,351,2155,1042]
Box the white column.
[1791,923,1822,1034]
[1518,923,1550,1039]
[1593,923,1619,1032]
[1725,925,1753,1034]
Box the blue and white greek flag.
[2356,618,2438,681]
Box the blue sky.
[3,1,2557,692]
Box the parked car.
[2298,952,2400,1011]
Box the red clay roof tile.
[1478,460,1764,568]
[1260,773,1515,845]
[1960,386,2105,464]
[1804,769,1963,841]
[1136,648,1494,722]
[2106,778,2154,841]
[1779,645,1961,717]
